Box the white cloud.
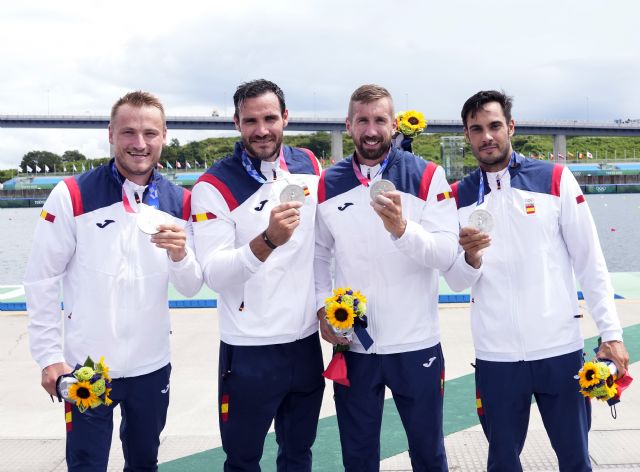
[1,0,639,169]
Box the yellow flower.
[353,290,367,304]
[578,362,600,388]
[397,110,427,137]
[326,302,356,331]
[104,388,113,406]
[97,356,111,382]
[68,381,101,411]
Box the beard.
[475,144,511,170]
[243,134,283,161]
[354,135,392,162]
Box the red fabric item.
[322,352,350,387]
[614,372,634,400]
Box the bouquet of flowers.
[57,356,113,412]
[576,358,633,408]
[396,110,427,138]
[322,288,373,387]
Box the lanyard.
[111,161,159,212]
[351,154,390,187]
[477,152,515,205]
[241,146,286,184]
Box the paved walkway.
[1,298,638,471]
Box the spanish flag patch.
[436,192,451,201]
[476,389,484,416]
[40,210,56,223]
[576,195,585,204]
[525,200,536,214]
[65,401,72,432]
[192,212,217,222]
[220,394,229,422]
[303,185,310,197]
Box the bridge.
[2,115,640,160]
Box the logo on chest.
[254,200,268,212]
[524,199,536,215]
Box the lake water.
[1,194,639,285]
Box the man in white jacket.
[191,79,324,471]
[24,91,203,471]
[315,84,458,471]
[445,89,629,472]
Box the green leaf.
[83,356,94,368]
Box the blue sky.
[1,0,638,169]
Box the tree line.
[4,132,640,184]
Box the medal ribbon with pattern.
[241,146,286,184]
[111,161,159,213]
[477,151,516,205]
[351,154,390,187]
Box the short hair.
[233,79,286,118]
[348,84,394,119]
[461,90,513,128]
[110,91,166,124]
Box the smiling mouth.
[127,151,150,157]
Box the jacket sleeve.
[23,182,76,370]
[559,168,622,342]
[393,165,459,272]
[314,205,334,311]
[191,181,263,293]
[167,216,203,297]
[442,249,482,292]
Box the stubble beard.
[244,135,283,161]
[355,137,392,163]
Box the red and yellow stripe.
[192,212,217,222]
[436,191,451,202]
[65,401,72,432]
[525,204,536,214]
[40,210,56,223]
[220,394,229,422]
[576,195,585,204]
[476,389,484,416]
[303,185,310,197]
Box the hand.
[41,362,73,397]
[151,224,187,262]
[317,308,350,346]
[459,226,491,269]
[597,340,630,377]
[266,201,303,247]
[370,191,407,238]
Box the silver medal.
[369,179,396,201]
[279,184,306,203]
[468,209,494,233]
[137,205,170,234]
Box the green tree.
[62,150,87,162]
[20,150,62,173]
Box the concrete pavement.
[1,299,638,471]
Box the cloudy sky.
[1,0,638,170]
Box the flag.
[176,161,182,169]
[63,164,67,172]
[40,209,56,223]
[35,165,42,172]
[166,161,173,169]
[194,160,201,167]
[587,151,593,159]
[568,152,575,158]
[548,153,554,160]
[436,192,451,201]
[90,162,94,169]
[73,164,77,172]
[17,166,23,172]
[81,164,86,171]
[26,165,33,173]
[192,212,217,222]
[185,161,191,169]
[157,162,164,169]
[578,153,585,159]
[45,164,50,173]
[558,153,565,159]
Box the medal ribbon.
[241,146,286,184]
[477,152,516,205]
[111,161,159,213]
[351,154,390,188]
